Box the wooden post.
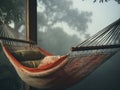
[26,0,38,90]
[26,0,37,44]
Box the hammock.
[0,18,120,89]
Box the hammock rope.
[71,18,120,52]
[0,18,120,89]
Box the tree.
[37,0,92,33]
[0,0,25,31]
[115,0,120,4]
[89,0,120,3]
[37,0,92,54]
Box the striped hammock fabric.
[0,18,120,89]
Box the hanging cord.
[71,18,120,52]
[75,18,120,47]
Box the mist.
[37,0,92,55]
[37,0,120,90]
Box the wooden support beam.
[26,0,38,90]
[26,0,37,44]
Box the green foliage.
[91,0,120,3]
[93,0,110,3]
[37,0,92,33]
[37,0,92,54]
[115,0,120,4]
[37,0,92,32]
[0,0,25,24]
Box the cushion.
[21,60,41,68]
